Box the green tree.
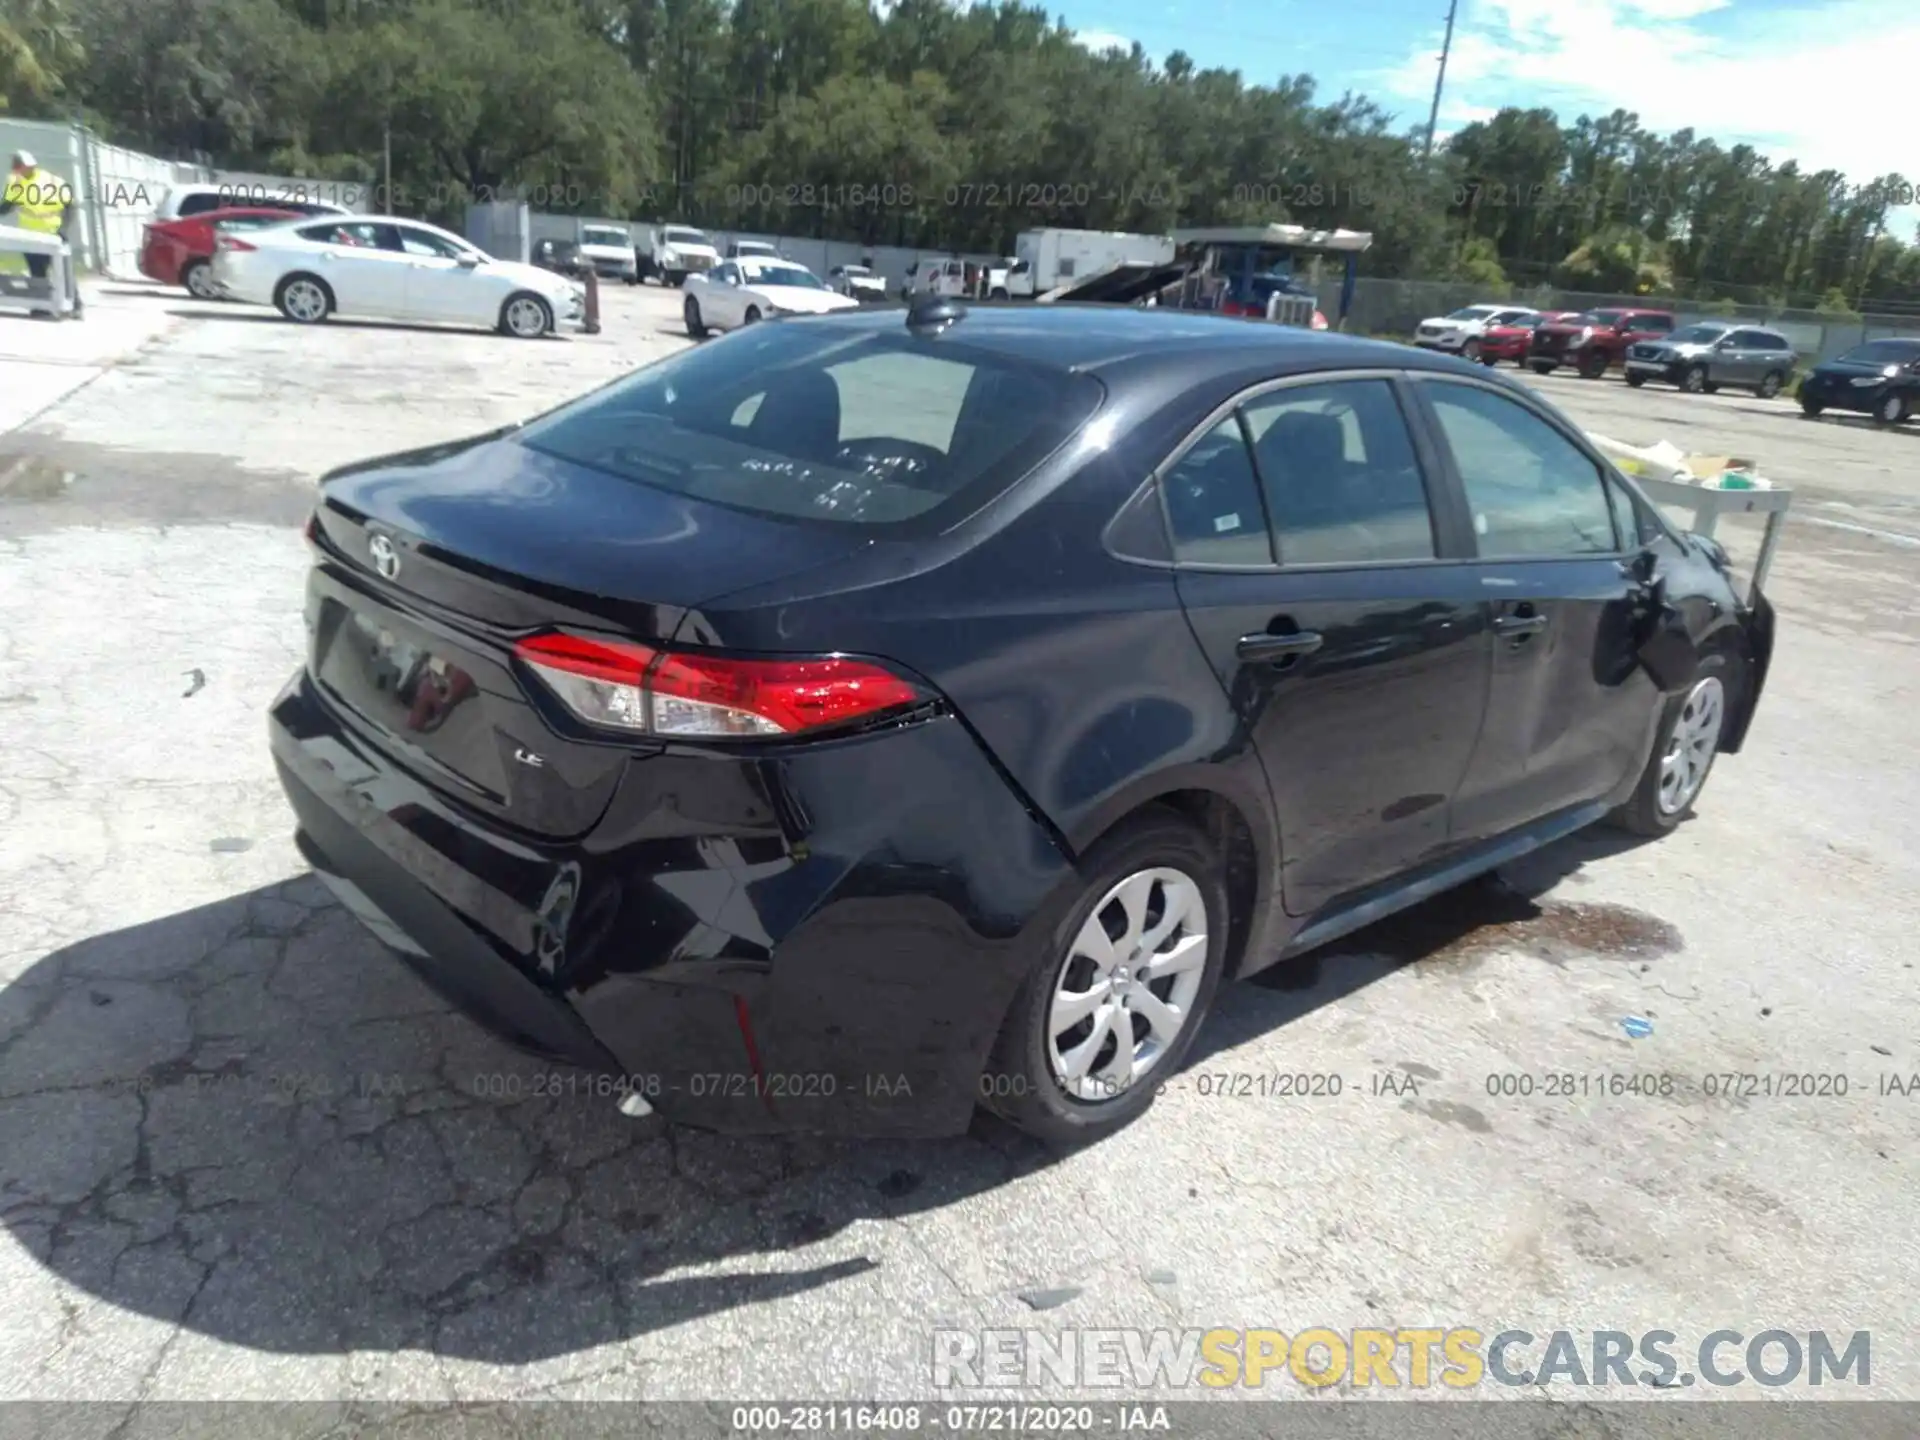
[1558,224,1673,295]
[0,0,83,111]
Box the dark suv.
[1531,309,1676,378]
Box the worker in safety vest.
[1,151,79,315]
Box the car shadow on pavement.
[1188,825,1664,1062]
[0,877,1057,1364]
[160,310,532,339]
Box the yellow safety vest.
[3,168,70,235]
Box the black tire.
[683,295,707,339]
[980,809,1229,1147]
[274,273,334,324]
[1529,361,1555,375]
[1873,392,1910,426]
[666,271,685,288]
[180,258,220,301]
[1800,394,1823,417]
[1681,363,1708,394]
[991,287,1009,300]
[1479,351,1500,366]
[1607,649,1744,838]
[498,291,553,339]
[1462,338,1482,362]
[1756,370,1785,399]
[1625,372,1647,388]
[743,305,761,325]
[1577,350,1608,379]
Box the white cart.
[1631,474,1791,606]
[0,222,78,320]
[1589,435,1793,606]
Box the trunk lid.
[306,431,873,837]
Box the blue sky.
[1062,0,1918,240]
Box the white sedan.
[210,215,587,338]
[681,259,860,337]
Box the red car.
[139,207,305,299]
[1477,310,1580,366]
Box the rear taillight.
[514,633,934,739]
[303,512,320,547]
[217,236,256,253]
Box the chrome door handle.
[1237,631,1324,663]
[1492,612,1548,636]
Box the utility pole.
[1423,0,1460,159]
[383,112,393,213]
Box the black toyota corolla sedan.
[270,299,1775,1144]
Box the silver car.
[1624,323,1797,398]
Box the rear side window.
[1242,380,1436,565]
[516,324,1102,532]
[299,221,400,250]
[175,192,223,218]
[1162,419,1272,566]
[1425,383,1619,558]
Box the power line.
[1422,0,1459,159]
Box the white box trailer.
[1008,228,1176,298]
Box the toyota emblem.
[368,533,401,581]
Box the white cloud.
[1073,27,1135,53]
[1377,0,1918,197]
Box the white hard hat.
[11,151,35,170]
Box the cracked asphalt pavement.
[1,283,1917,1415]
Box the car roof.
[789,303,1483,379]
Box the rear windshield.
[516,323,1104,531]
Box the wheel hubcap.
[508,299,545,335]
[286,283,323,320]
[1047,868,1208,1102]
[1883,397,1901,422]
[1657,675,1725,816]
[187,266,216,298]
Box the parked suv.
[1479,311,1580,366]
[1413,304,1538,362]
[1624,323,1796,397]
[1531,308,1676,378]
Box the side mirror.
[457,254,481,268]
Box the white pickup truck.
[639,224,721,286]
[576,224,638,285]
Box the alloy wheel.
[184,263,220,300]
[1879,393,1907,425]
[1046,868,1208,1102]
[283,280,327,322]
[1656,676,1725,816]
[505,297,550,338]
